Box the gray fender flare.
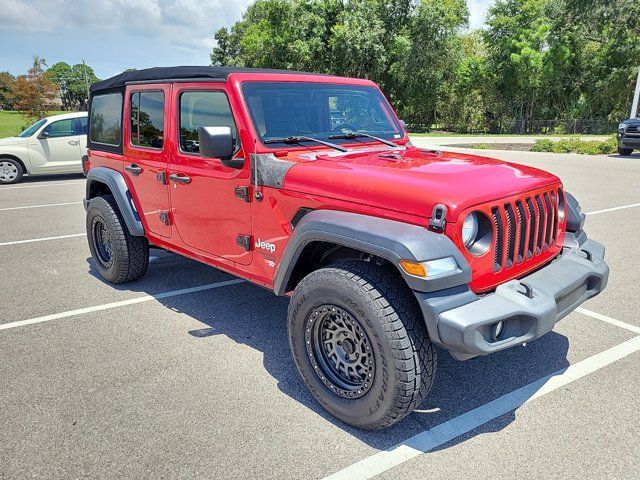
[84,167,145,236]
[273,210,471,295]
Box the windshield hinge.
[236,234,252,252]
[429,204,447,231]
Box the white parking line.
[0,201,82,212]
[576,307,640,335]
[586,202,640,216]
[0,181,85,191]
[324,334,640,480]
[0,233,85,246]
[0,279,245,332]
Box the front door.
[123,85,172,238]
[169,86,252,265]
[28,117,84,173]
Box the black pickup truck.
[617,119,640,156]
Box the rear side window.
[179,91,238,154]
[90,92,123,146]
[42,119,75,138]
[130,91,165,149]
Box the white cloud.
[468,0,493,30]
[0,0,253,49]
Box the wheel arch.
[85,167,145,236]
[273,210,471,296]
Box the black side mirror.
[197,126,243,168]
[38,131,50,140]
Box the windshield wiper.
[264,136,348,152]
[329,131,398,148]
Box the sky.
[0,0,492,80]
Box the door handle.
[68,140,80,146]
[169,173,191,184]
[125,164,143,176]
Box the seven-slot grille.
[490,188,561,272]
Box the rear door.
[168,85,252,265]
[123,85,172,238]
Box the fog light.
[491,321,504,341]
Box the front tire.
[618,147,633,156]
[288,261,437,430]
[0,158,24,184]
[86,195,149,284]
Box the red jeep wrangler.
[84,67,609,430]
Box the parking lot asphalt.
[1,148,639,479]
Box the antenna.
[253,138,263,201]
[82,59,90,110]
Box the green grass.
[0,110,66,139]
[409,132,612,138]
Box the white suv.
[0,112,88,184]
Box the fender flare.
[273,210,471,295]
[84,167,145,236]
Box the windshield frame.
[18,118,47,138]
[240,81,406,151]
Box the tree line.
[0,57,99,122]
[211,0,640,133]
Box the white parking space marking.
[324,334,640,480]
[0,233,85,246]
[576,307,640,335]
[0,181,85,191]
[0,279,245,332]
[586,202,640,216]
[0,201,83,212]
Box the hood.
[283,146,561,222]
[0,136,26,147]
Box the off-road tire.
[86,194,149,284]
[288,260,437,430]
[0,158,24,184]
[618,147,633,156]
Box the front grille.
[625,125,640,135]
[491,187,560,273]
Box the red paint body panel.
[88,72,566,294]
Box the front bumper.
[416,238,608,360]
[618,135,640,149]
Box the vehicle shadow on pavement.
[88,253,570,452]
[14,173,85,184]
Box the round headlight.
[462,213,479,247]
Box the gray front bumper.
[419,238,608,359]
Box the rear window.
[90,92,123,146]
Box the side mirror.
[38,131,50,140]
[197,126,243,168]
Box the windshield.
[18,119,47,138]
[242,82,403,147]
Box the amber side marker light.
[399,260,427,278]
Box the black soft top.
[90,66,318,92]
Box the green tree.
[47,61,98,110]
[0,71,16,110]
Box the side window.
[74,117,88,135]
[179,91,239,154]
[130,91,165,149]
[42,119,75,138]
[90,92,123,146]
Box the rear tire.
[0,158,24,184]
[618,147,633,156]
[86,195,149,284]
[288,260,437,430]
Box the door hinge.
[159,211,171,226]
[235,186,251,202]
[156,171,168,185]
[236,234,252,252]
